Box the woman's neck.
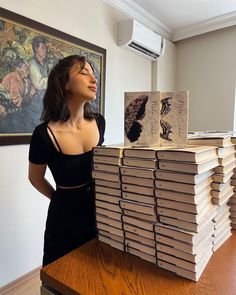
[67,100,86,129]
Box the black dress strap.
[47,126,62,153]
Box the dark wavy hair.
[41,55,95,122]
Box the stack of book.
[92,146,124,250]
[228,136,236,230]
[154,146,219,280]
[211,144,235,206]
[212,203,232,252]
[188,133,235,247]
[120,147,162,264]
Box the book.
[188,133,232,147]
[155,177,212,195]
[157,146,217,163]
[120,200,156,216]
[155,187,212,205]
[156,196,212,214]
[92,170,120,182]
[156,241,213,264]
[124,91,160,146]
[157,243,212,273]
[125,246,156,264]
[211,179,231,191]
[95,193,120,205]
[122,191,156,205]
[93,155,122,165]
[159,206,217,232]
[125,238,156,256]
[95,186,122,197]
[95,200,122,213]
[95,179,121,189]
[120,166,155,178]
[159,91,189,146]
[123,223,155,240]
[212,170,234,183]
[123,157,157,169]
[155,221,214,244]
[154,169,213,185]
[157,253,211,281]
[98,235,124,251]
[98,229,124,243]
[96,207,122,221]
[125,231,156,247]
[123,209,157,222]
[122,215,155,232]
[213,159,236,174]
[212,188,234,206]
[217,145,235,158]
[158,157,219,174]
[122,183,154,196]
[96,222,124,237]
[96,214,123,229]
[122,175,154,188]
[155,231,214,255]
[218,152,235,166]
[211,183,233,198]
[93,163,120,173]
[93,145,124,157]
[123,146,166,159]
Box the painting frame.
[0,7,106,145]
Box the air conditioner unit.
[118,19,165,61]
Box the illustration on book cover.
[160,91,189,146]
[124,92,160,146]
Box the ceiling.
[104,0,236,41]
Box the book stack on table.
[120,146,163,263]
[92,146,124,251]
[155,146,219,281]
[92,144,235,281]
[188,133,235,244]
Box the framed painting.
[0,7,106,145]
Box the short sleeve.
[28,126,50,164]
[96,113,105,145]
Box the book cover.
[159,91,189,146]
[93,145,124,157]
[124,91,160,146]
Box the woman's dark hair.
[41,55,95,122]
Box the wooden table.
[41,233,236,295]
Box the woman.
[28,55,105,266]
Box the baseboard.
[0,266,41,294]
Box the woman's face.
[66,61,97,102]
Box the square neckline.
[46,116,101,157]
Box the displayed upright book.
[156,146,217,163]
[159,91,189,146]
[124,91,160,146]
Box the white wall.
[175,26,236,131]
[0,0,154,286]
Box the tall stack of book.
[154,146,219,281]
[229,136,236,230]
[188,133,235,248]
[92,146,124,251]
[120,147,162,264]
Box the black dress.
[29,113,105,266]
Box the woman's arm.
[28,162,55,200]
